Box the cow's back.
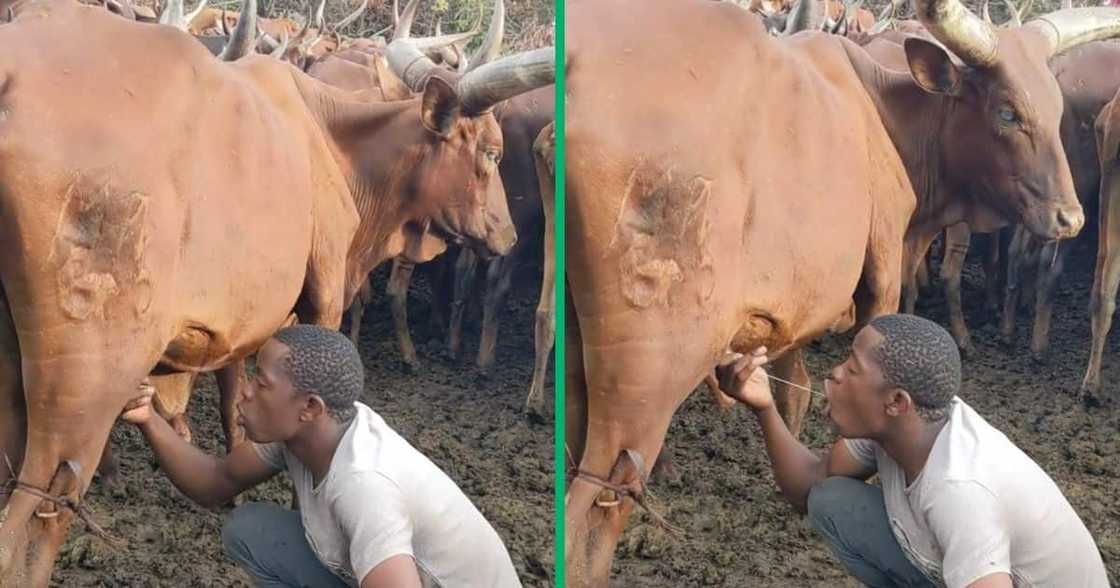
[0,0,346,365]
[567,0,904,369]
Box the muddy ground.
[612,234,1120,586]
[51,262,554,587]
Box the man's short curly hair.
[272,325,363,422]
[867,314,960,422]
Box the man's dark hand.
[715,347,773,412]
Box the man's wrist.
[751,403,778,418]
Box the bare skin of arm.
[968,573,1013,588]
[717,349,875,513]
[120,386,277,508]
[360,555,423,588]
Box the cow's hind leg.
[526,123,556,418]
[1083,166,1120,400]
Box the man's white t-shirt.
[253,402,522,588]
[845,397,1107,588]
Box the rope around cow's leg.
[574,467,684,539]
[1,454,123,547]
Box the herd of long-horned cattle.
[0,0,555,582]
[565,0,1120,584]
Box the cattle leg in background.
[1083,96,1120,398]
[476,254,515,373]
[215,362,247,450]
[447,249,479,361]
[1030,239,1067,362]
[526,124,556,417]
[347,277,373,345]
[0,292,24,506]
[981,229,1004,312]
[1001,225,1034,344]
[940,222,976,356]
[387,258,420,372]
[771,349,811,436]
[563,288,587,473]
[151,372,197,442]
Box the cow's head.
[372,0,551,261]
[902,4,1120,239]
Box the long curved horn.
[292,3,314,42]
[466,0,504,71]
[784,0,815,34]
[457,46,554,114]
[218,0,256,61]
[184,0,208,26]
[981,0,991,23]
[1018,0,1034,22]
[1002,0,1022,26]
[220,8,230,35]
[270,28,291,58]
[334,0,368,33]
[913,0,998,67]
[1026,7,1120,56]
[107,0,137,20]
[158,0,185,28]
[314,0,325,29]
[393,0,420,40]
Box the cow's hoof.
[957,341,975,360]
[1079,382,1104,408]
[523,403,547,425]
[401,359,420,375]
[1030,349,1049,365]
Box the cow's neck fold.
[315,92,430,300]
[843,43,962,233]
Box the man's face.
[823,327,893,438]
[238,338,307,443]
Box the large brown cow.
[0,0,551,583]
[565,0,1116,585]
[1082,79,1120,397]
[893,40,1120,362]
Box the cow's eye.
[998,107,1019,124]
[486,149,501,163]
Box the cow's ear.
[375,57,413,101]
[904,37,963,97]
[420,76,461,138]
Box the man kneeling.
[717,314,1106,588]
[121,325,521,587]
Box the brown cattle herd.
[0,0,553,583]
[565,0,1120,585]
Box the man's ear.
[885,388,913,417]
[301,395,328,422]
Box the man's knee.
[222,502,275,558]
[807,476,868,531]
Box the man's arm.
[968,573,1013,588]
[121,387,278,507]
[360,555,422,588]
[717,350,875,513]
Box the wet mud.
[612,235,1119,586]
[51,263,554,587]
